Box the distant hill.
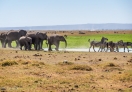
[0,23,132,31]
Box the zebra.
[106,40,124,52]
[118,40,132,52]
[88,37,108,52]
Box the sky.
[0,0,132,27]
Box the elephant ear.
[36,32,39,35]
[56,35,61,40]
[19,30,27,36]
[35,32,40,37]
[64,35,67,39]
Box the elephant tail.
[45,40,48,47]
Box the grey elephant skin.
[47,35,67,51]
[0,32,7,48]
[26,32,47,50]
[19,36,32,50]
[4,30,27,48]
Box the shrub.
[71,65,92,71]
[1,60,18,67]
[57,61,74,65]
[106,63,115,67]
[32,61,45,66]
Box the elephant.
[4,30,27,48]
[26,32,47,50]
[0,32,7,48]
[19,36,32,50]
[47,35,67,51]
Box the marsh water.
[43,48,132,53]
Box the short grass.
[63,33,132,48]
[1,33,132,49]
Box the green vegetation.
[1,34,132,49]
[63,34,132,48]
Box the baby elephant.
[19,36,32,50]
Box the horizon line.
[1,23,132,28]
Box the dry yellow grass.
[0,30,132,92]
[0,47,132,92]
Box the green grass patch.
[58,34,132,48]
[1,34,132,49]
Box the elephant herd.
[1,30,131,52]
[0,30,67,51]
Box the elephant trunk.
[45,39,48,47]
[64,39,67,48]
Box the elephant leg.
[35,43,37,50]
[55,45,59,51]
[35,39,41,50]
[38,40,43,50]
[1,40,5,48]
[28,43,31,50]
[24,44,27,50]
[36,40,40,50]
[7,40,12,48]
[48,44,52,51]
[16,40,20,48]
[25,41,29,50]
[20,45,22,50]
[40,40,43,50]
[55,46,59,51]
[38,41,41,50]
[4,39,8,48]
[55,42,59,51]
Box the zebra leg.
[124,47,125,52]
[105,45,108,52]
[126,47,129,52]
[116,47,119,52]
[89,45,92,52]
[100,46,103,52]
[93,46,96,52]
[98,47,101,52]
[110,47,114,52]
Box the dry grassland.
[0,30,132,92]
